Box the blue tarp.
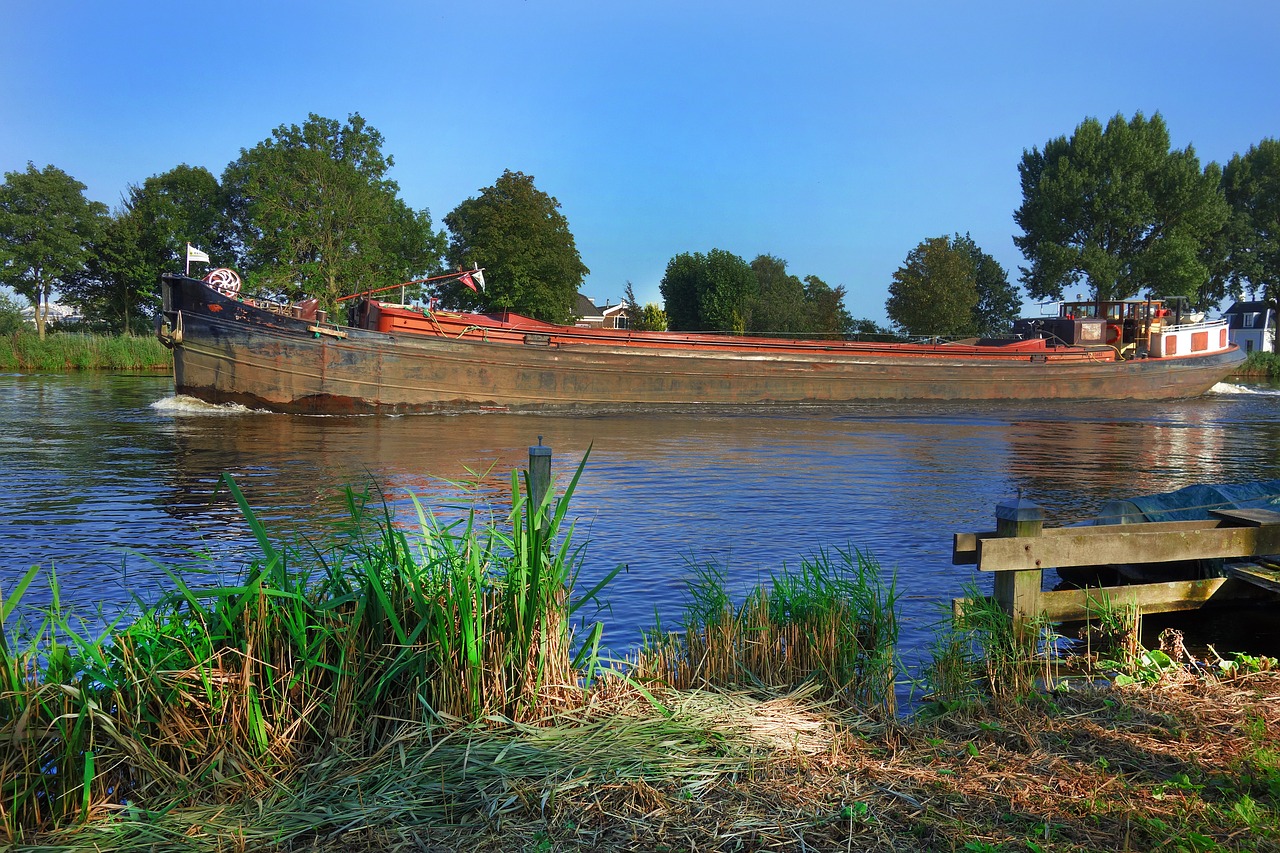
[1096,480,1280,525]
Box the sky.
[3,1,1278,324]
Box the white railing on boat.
[1151,318,1231,358]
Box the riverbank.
[0,330,171,371]
[1238,350,1280,379]
[13,669,1279,853]
[5,464,1280,851]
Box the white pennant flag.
[186,244,210,264]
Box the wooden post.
[992,496,1044,632]
[528,436,552,535]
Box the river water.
[4,371,1280,686]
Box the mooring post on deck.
[992,496,1044,632]
[528,436,552,535]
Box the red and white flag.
[459,271,478,292]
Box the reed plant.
[0,455,615,840]
[0,330,171,371]
[1239,350,1280,379]
[632,547,899,716]
[925,583,1060,708]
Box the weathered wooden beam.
[976,523,1280,572]
[1210,508,1280,527]
[954,577,1271,623]
[1037,577,1266,620]
[952,519,1231,565]
[1228,563,1280,595]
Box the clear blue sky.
[3,1,1277,324]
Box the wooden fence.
[952,499,1280,625]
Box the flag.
[186,244,210,264]
[471,268,485,291]
[459,271,478,292]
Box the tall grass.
[925,583,1061,708]
[0,331,171,371]
[1238,350,1280,379]
[0,455,614,840]
[632,547,899,716]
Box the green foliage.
[1014,112,1228,303]
[660,248,756,333]
[637,547,900,715]
[1239,350,1280,378]
[885,235,981,337]
[68,165,228,334]
[748,254,806,335]
[0,289,24,335]
[1221,139,1280,351]
[928,584,1060,708]
[0,163,108,339]
[634,302,668,331]
[223,113,444,314]
[0,331,171,371]
[803,274,856,337]
[442,169,588,323]
[0,456,615,837]
[953,233,1022,336]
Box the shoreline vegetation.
[3,330,1280,378]
[0,331,171,372]
[4,461,1280,851]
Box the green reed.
[0,453,614,840]
[0,331,172,371]
[1239,350,1280,379]
[633,547,899,716]
[924,582,1060,709]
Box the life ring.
[204,268,242,296]
[1106,323,1122,346]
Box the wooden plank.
[977,524,1280,572]
[952,579,1269,623]
[1210,508,1280,527]
[1228,563,1280,595]
[952,519,1225,565]
[1036,578,1266,620]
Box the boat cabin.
[1012,298,1231,360]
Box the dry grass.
[17,669,1280,852]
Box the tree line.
[1,110,1276,348]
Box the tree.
[885,236,980,337]
[0,289,24,335]
[0,163,107,338]
[68,165,227,333]
[223,113,443,313]
[951,233,1021,337]
[442,170,588,323]
[748,255,806,335]
[802,274,855,338]
[1221,139,1280,353]
[1013,112,1228,303]
[659,249,755,333]
[634,303,668,331]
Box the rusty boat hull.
[159,275,1245,414]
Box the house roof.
[1224,301,1275,315]
[574,293,603,319]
